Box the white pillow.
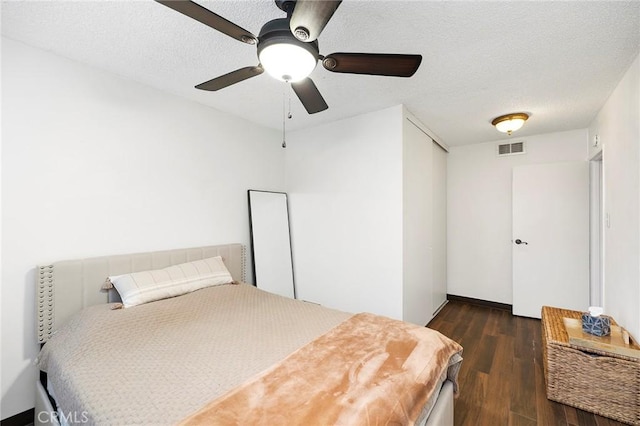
[107,256,234,308]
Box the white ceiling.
[2,0,639,146]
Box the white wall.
[1,38,283,419]
[588,54,640,340]
[448,130,588,304]
[284,106,404,319]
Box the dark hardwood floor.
[427,301,627,426]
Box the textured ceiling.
[2,0,639,146]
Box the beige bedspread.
[37,284,351,425]
[37,283,461,425]
[181,313,463,426]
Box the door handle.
[515,239,528,245]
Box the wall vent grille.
[497,141,526,156]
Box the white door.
[432,142,447,315]
[512,162,589,318]
[402,120,433,326]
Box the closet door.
[402,120,433,326]
[432,142,447,314]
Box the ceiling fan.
[155,0,422,114]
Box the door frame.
[589,151,604,307]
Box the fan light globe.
[259,43,317,82]
[492,113,529,135]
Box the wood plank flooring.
[427,301,628,426]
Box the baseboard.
[447,294,512,312]
[432,299,448,318]
[1,408,34,426]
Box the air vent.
[497,141,526,157]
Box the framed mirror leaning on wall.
[248,190,296,299]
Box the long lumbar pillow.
[104,256,234,308]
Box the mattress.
[37,283,460,425]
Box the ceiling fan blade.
[155,0,257,45]
[289,0,342,42]
[322,53,422,77]
[195,66,264,91]
[291,78,328,114]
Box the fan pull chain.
[282,84,287,148]
[282,83,293,148]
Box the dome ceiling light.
[492,113,529,135]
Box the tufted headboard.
[36,243,246,343]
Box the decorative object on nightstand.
[580,306,611,336]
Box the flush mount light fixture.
[492,113,529,135]
[257,18,318,82]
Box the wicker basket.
[541,306,640,425]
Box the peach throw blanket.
[180,313,463,426]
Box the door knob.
[515,239,528,245]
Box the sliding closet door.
[248,190,296,298]
[402,118,448,324]
[402,120,433,326]
[432,142,447,315]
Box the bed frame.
[34,243,453,426]
[36,244,246,344]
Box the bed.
[34,243,462,426]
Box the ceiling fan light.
[492,113,529,135]
[258,42,317,82]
